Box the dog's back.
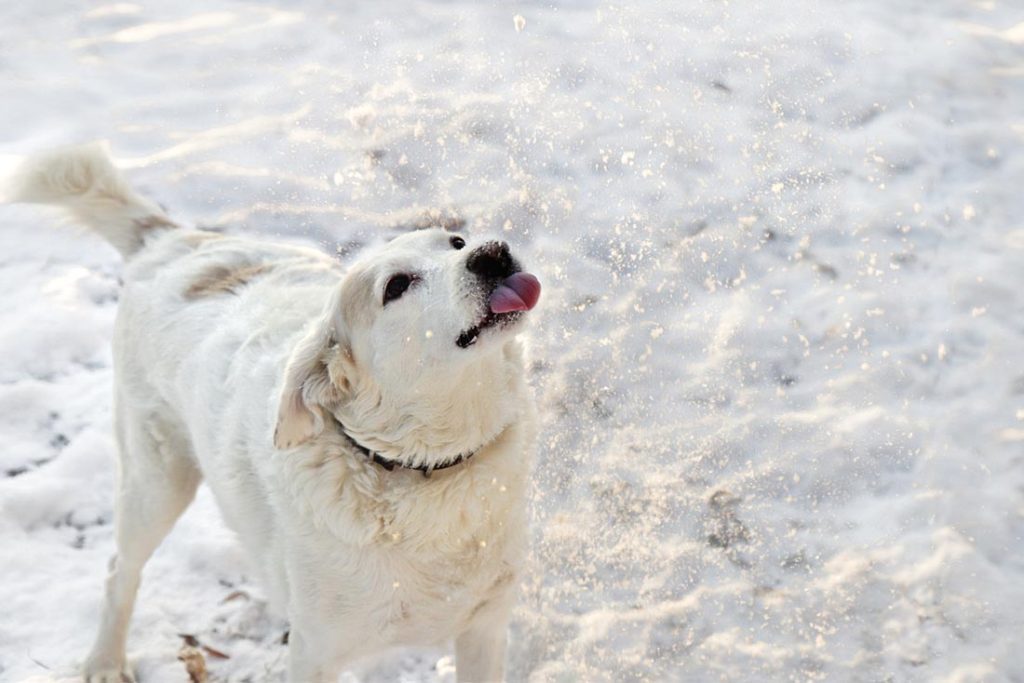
[8,143,342,445]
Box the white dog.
[9,144,541,683]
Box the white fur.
[9,145,537,683]
[6,142,176,255]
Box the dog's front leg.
[287,628,341,683]
[455,612,510,683]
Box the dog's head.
[273,228,540,462]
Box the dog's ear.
[274,313,354,450]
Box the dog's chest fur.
[273,428,531,646]
[308,524,522,645]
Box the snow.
[1,1,1022,681]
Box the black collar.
[330,415,478,478]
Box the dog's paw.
[83,664,134,683]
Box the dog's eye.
[449,235,466,250]
[383,274,414,305]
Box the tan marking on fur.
[133,214,178,231]
[184,263,271,300]
[180,231,224,247]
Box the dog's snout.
[466,241,516,279]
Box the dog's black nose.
[466,240,516,279]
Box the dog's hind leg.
[83,402,201,683]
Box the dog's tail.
[5,142,178,257]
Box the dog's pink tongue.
[489,272,541,314]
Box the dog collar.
[329,415,478,478]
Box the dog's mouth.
[456,310,524,348]
[456,272,541,349]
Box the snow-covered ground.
[1,1,1022,681]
